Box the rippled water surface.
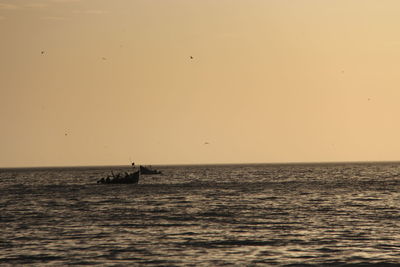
[1,163,400,266]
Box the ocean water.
[1,162,400,266]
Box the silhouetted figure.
[98,171,140,184]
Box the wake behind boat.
[140,165,162,175]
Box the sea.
[1,162,400,266]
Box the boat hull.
[97,171,140,184]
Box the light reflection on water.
[1,163,400,265]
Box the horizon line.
[1,160,400,170]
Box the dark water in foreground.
[1,162,400,266]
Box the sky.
[2,0,400,167]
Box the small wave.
[184,239,285,248]
[0,255,64,264]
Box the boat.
[97,170,140,184]
[139,165,162,175]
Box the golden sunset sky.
[2,0,400,167]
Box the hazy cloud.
[25,3,48,8]
[73,9,108,15]
[52,0,81,3]
[85,10,107,14]
[0,3,18,10]
[41,16,68,20]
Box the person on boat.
[113,173,121,183]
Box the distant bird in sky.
[102,57,107,60]
[41,51,45,55]
[204,142,209,145]
[190,56,193,59]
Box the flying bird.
[41,51,45,55]
[190,56,193,59]
[204,142,209,145]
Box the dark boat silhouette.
[139,165,162,175]
[97,170,140,184]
